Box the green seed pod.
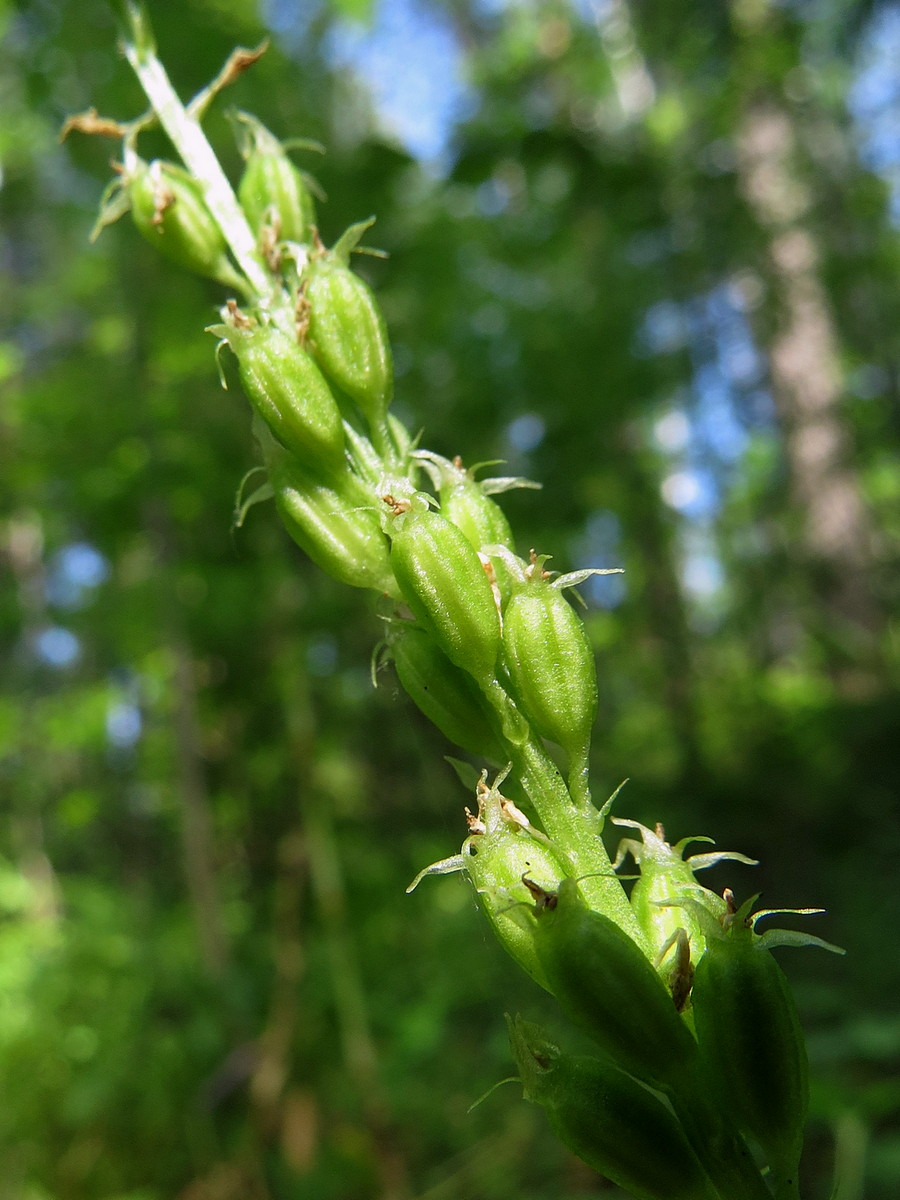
[530,878,699,1091]
[508,1017,719,1200]
[458,769,567,990]
[385,500,501,689]
[423,455,514,552]
[129,159,237,285]
[613,818,757,1007]
[212,316,345,480]
[442,478,512,551]
[303,220,393,429]
[414,451,543,561]
[234,112,317,244]
[262,431,397,596]
[501,566,596,800]
[391,625,505,762]
[691,905,809,1195]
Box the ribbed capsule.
[391,625,505,762]
[303,220,393,430]
[613,819,757,1009]
[306,265,392,427]
[263,435,397,596]
[691,919,809,1196]
[235,114,317,244]
[531,879,697,1091]
[502,575,597,798]
[460,771,567,990]
[439,470,513,553]
[508,1017,719,1200]
[385,502,501,690]
[129,159,235,284]
[212,318,345,481]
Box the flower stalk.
[67,12,845,1196]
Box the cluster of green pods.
[104,87,845,1200]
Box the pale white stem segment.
[122,9,271,299]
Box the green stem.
[510,737,647,949]
[479,682,644,944]
[369,416,397,471]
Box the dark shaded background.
[2,0,899,1196]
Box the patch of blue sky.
[261,0,324,52]
[505,412,546,453]
[644,280,772,533]
[660,466,719,519]
[571,508,627,609]
[322,0,476,170]
[849,4,900,222]
[692,362,748,465]
[106,700,142,750]
[635,298,689,356]
[45,541,109,610]
[34,626,81,668]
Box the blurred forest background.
[3,0,900,1197]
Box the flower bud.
[612,818,757,1007]
[262,430,397,595]
[415,454,513,552]
[690,897,810,1194]
[460,768,567,990]
[129,158,236,284]
[303,220,393,430]
[390,625,505,762]
[529,878,698,1091]
[508,1017,719,1200]
[385,498,501,689]
[501,559,597,800]
[211,312,345,480]
[234,112,317,245]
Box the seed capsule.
[460,768,567,990]
[508,1017,719,1200]
[262,432,397,595]
[613,818,757,1006]
[390,625,505,762]
[303,220,393,430]
[129,159,236,284]
[235,113,317,245]
[501,565,597,800]
[385,500,501,689]
[212,314,345,481]
[691,902,809,1194]
[530,878,698,1091]
[429,457,514,552]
